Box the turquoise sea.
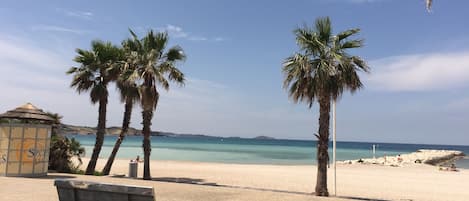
[68,135,469,168]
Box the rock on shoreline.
[340,149,465,167]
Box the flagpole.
[332,100,337,196]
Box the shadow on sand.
[32,174,77,180]
[153,177,310,195]
[338,196,397,201]
[152,177,396,201]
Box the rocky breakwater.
[340,149,465,167]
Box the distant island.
[253,136,276,140]
[58,124,275,140]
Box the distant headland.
[58,124,276,140]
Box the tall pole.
[332,100,337,196]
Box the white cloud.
[214,37,226,42]
[367,51,469,91]
[0,33,310,139]
[161,24,188,38]
[0,36,67,71]
[56,8,93,20]
[66,11,93,19]
[157,24,225,42]
[31,25,88,34]
[187,36,208,41]
[0,35,89,124]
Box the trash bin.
[129,161,138,178]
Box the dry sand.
[1,157,468,201]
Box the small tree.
[46,112,85,173]
[49,136,85,173]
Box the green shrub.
[45,112,85,173]
[71,169,103,176]
[48,135,85,173]
[93,171,104,176]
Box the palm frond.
[90,84,108,103]
[122,29,186,107]
[340,39,364,49]
[283,17,369,105]
[165,46,186,62]
[315,17,332,44]
[68,40,121,103]
[337,28,360,41]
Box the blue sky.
[1,0,469,145]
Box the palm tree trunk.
[142,109,153,180]
[85,97,108,175]
[315,96,330,196]
[102,99,133,175]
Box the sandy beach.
[1,1,468,201]
[1,157,468,201]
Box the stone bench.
[54,179,155,201]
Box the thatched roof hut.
[0,103,53,177]
[0,103,54,123]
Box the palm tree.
[123,29,186,180]
[282,17,369,196]
[102,65,140,175]
[67,40,123,175]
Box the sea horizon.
[66,131,469,147]
[68,134,469,169]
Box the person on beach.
[449,163,458,171]
[439,163,459,172]
[130,156,141,163]
[397,154,403,163]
